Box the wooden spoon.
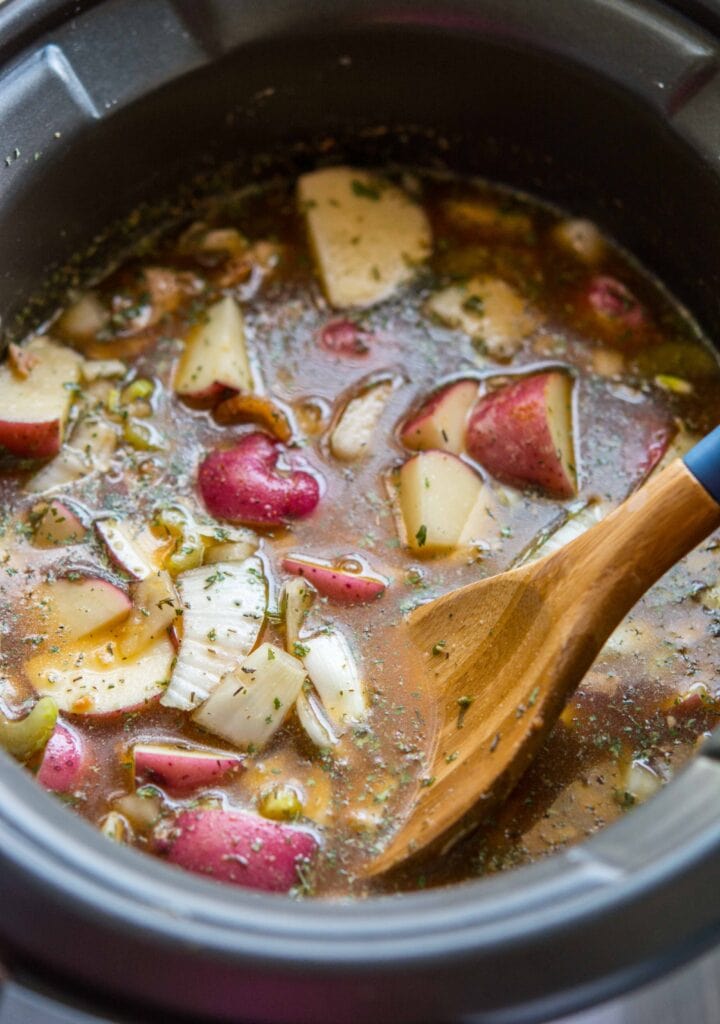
[370,436,720,875]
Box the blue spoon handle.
[684,424,720,504]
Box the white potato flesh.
[427,276,538,359]
[27,636,174,715]
[174,296,253,397]
[25,414,118,494]
[116,571,180,658]
[0,336,81,436]
[161,557,266,710]
[31,577,131,642]
[193,643,306,750]
[330,380,394,462]
[399,450,484,553]
[298,166,431,308]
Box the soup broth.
[0,166,718,897]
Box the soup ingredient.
[95,518,157,580]
[298,166,431,307]
[37,723,87,793]
[25,412,118,494]
[153,505,204,575]
[466,371,576,497]
[330,379,395,462]
[116,571,179,658]
[551,218,605,264]
[27,635,175,715]
[56,292,109,347]
[101,811,130,842]
[37,576,132,641]
[31,500,88,547]
[318,319,371,357]
[400,379,478,454]
[174,295,252,401]
[302,630,366,730]
[398,450,485,553]
[132,743,243,794]
[214,393,292,442]
[584,275,647,340]
[518,500,610,565]
[282,554,386,604]
[198,432,321,526]
[258,784,304,821]
[0,697,58,762]
[161,557,266,711]
[426,276,537,359]
[0,337,82,458]
[296,687,340,749]
[281,577,315,650]
[193,642,306,750]
[627,410,676,485]
[442,198,533,242]
[154,807,318,892]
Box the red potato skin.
[282,555,386,604]
[318,319,370,357]
[466,373,576,497]
[580,275,650,349]
[627,414,675,484]
[134,746,243,794]
[0,419,61,459]
[155,808,318,892]
[37,724,86,792]
[199,432,321,526]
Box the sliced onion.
[296,687,339,748]
[516,499,611,566]
[161,557,266,710]
[301,630,366,731]
[282,577,316,650]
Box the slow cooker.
[1,1,720,1021]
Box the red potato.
[466,371,577,497]
[400,379,478,454]
[398,450,485,553]
[37,724,86,792]
[199,432,321,526]
[282,554,387,604]
[174,295,253,402]
[155,808,318,892]
[133,743,242,794]
[40,576,132,641]
[627,411,676,485]
[318,319,371,357]
[0,337,82,458]
[32,500,88,547]
[581,275,648,346]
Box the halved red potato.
[37,723,87,792]
[154,807,318,892]
[133,743,242,794]
[398,450,485,553]
[34,576,132,642]
[0,337,82,458]
[26,635,174,716]
[174,296,253,401]
[32,500,88,547]
[400,379,478,454]
[466,371,577,497]
[330,379,395,462]
[282,554,387,604]
[318,319,371,357]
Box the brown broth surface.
[0,169,719,897]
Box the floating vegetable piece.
[193,642,306,750]
[330,379,394,462]
[0,337,82,458]
[27,636,174,716]
[400,379,478,454]
[426,276,538,359]
[301,630,367,731]
[80,358,127,383]
[56,292,110,347]
[258,784,304,821]
[154,807,318,892]
[0,697,58,762]
[199,432,321,526]
[214,393,292,442]
[34,576,132,642]
[37,723,87,792]
[282,554,386,604]
[174,295,253,401]
[133,743,243,794]
[466,371,577,497]
[296,687,340,749]
[516,500,611,566]
[318,319,371,357]
[154,505,204,575]
[281,577,316,650]
[161,557,266,711]
[551,218,605,265]
[116,571,179,658]
[32,499,88,547]
[298,166,431,307]
[25,412,118,494]
[398,450,485,553]
[442,198,533,242]
[95,518,158,580]
[101,811,130,842]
